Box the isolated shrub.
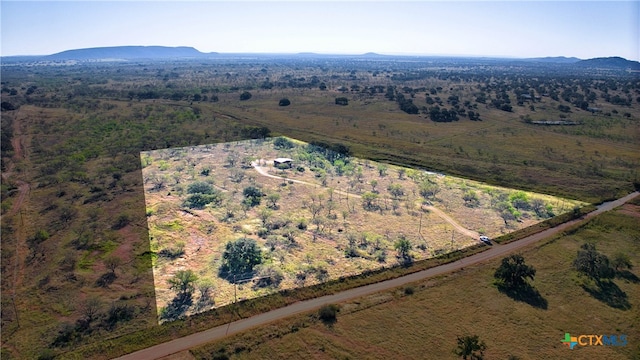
[394,236,412,261]
[239,91,252,101]
[335,97,348,105]
[168,269,198,296]
[612,252,632,271]
[243,186,264,207]
[51,322,77,347]
[463,190,480,207]
[558,104,571,113]
[454,335,487,360]
[183,192,222,209]
[278,98,291,106]
[112,213,131,230]
[257,227,269,238]
[188,181,214,194]
[509,191,530,210]
[388,183,405,198]
[104,303,135,330]
[28,229,50,247]
[252,265,284,289]
[573,243,614,280]
[318,304,339,325]
[219,238,263,280]
[404,286,415,295]
[419,181,439,200]
[159,242,186,259]
[95,271,117,287]
[315,266,330,282]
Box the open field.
[1,57,639,358]
[190,203,640,360]
[142,138,582,319]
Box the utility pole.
[451,230,454,251]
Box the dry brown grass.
[191,207,640,360]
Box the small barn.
[274,158,293,168]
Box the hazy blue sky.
[1,1,638,60]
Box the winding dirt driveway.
[115,191,638,360]
[252,162,479,239]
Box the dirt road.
[115,191,638,360]
[252,162,480,240]
[1,109,31,296]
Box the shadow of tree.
[497,283,548,309]
[95,272,116,287]
[194,294,214,313]
[582,280,631,310]
[160,292,193,321]
[616,270,639,284]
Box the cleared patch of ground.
[141,137,584,321]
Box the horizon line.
[3,46,639,62]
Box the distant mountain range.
[573,56,640,70]
[522,56,581,64]
[46,46,212,60]
[3,46,639,70]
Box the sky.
[1,1,639,60]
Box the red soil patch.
[113,225,137,263]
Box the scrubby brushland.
[143,138,581,319]
[1,54,639,358]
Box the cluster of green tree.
[306,141,351,163]
[2,55,639,357]
[1,101,17,111]
[604,94,632,106]
[573,243,632,281]
[559,87,595,109]
[428,106,460,122]
[490,91,513,112]
[395,93,419,114]
[493,236,635,314]
[0,114,14,171]
[273,136,295,149]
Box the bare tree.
[104,255,122,275]
[82,297,103,323]
[308,201,324,220]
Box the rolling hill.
[46,45,211,60]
